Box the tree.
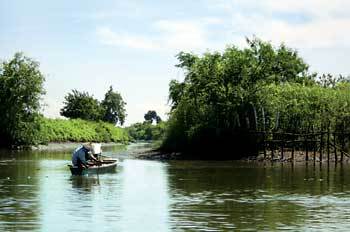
[168,80,186,110]
[127,121,166,141]
[144,110,161,124]
[317,74,349,88]
[0,52,45,147]
[101,86,126,125]
[60,90,102,121]
[163,37,317,156]
[156,115,162,124]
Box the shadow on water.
[70,176,101,192]
[166,161,350,231]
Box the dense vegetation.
[127,121,166,141]
[60,90,102,121]
[127,110,166,141]
[101,86,127,125]
[162,38,350,158]
[3,38,350,155]
[0,53,45,147]
[259,82,350,133]
[61,86,126,125]
[38,118,129,144]
[0,53,129,148]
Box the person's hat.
[83,143,93,151]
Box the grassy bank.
[39,118,129,144]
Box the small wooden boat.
[68,159,118,175]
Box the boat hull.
[69,160,118,175]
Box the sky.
[1,0,350,126]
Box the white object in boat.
[91,143,102,155]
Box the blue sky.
[1,0,350,125]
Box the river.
[0,144,350,231]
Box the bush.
[126,122,167,142]
[38,118,129,144]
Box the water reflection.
[70,176,101,192]
[120,160,169,232]
[2,146,350,231]
[0,156,40,231]
[167,161,350,231]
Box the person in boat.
[72,143,99,169]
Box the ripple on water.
[169,185,350,231]
[2,154,350,231]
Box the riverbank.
[133,148,350,162]
[31,142,125,152]
[131,149,182,160]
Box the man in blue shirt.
[72,144,98,168]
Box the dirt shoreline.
[31,142,125,152]
[134,148,350,162]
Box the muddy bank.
[32,142,125,152]
[133,148,350,162]
[248,150,350,163]
[129,147,183,160]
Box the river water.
[0,144,350,231]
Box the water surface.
[0,145,350,231]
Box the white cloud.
[96,17,225,52]
[263,0,350,17]
[97,0,350,53]
[228,14,350,49]
[214,0,350,17]
[97,27,158,50]
[96,1,350,76]
[153,20,208,51]
[207,0,350,50]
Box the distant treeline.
[127,122,166,142]
[126,110,166,141]
[0,52,129,148]
[162,38,350,158]
[60,86,126,126]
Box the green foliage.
[169,80,186,110]
[0,53,129,147]
[38,118,129,144]
[259,82,350,132]
[144,110,161,124]
[317,73,350,88]
[0,52,45,147]
[101,86,126,125]
[61,87,127,125]
[60,90,102,121]
[162,38,344,156]
[127,121,166,141]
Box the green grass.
[38,118,129,144]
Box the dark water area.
[0,144,350,231]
